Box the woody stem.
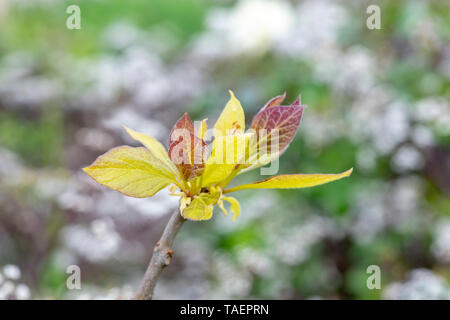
[134,209,186,300]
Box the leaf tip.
[345,167,354,177]
[291,95,302,107]
[82,165,96,181]
[228,90,242,107]
[123,125,135,137]
[277,91,287,103]
[181,112,191,121]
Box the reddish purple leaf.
[169,113,194,145]
[251,94,305,157]
[169,113,208,180]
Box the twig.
[135,209,186,300]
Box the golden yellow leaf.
[225,168,353,193]
[181,190,221,221]
[214,90,245,137]
[179,195,191,213]
[217,199,228,216]
[201,134,246,186]
[202,91,249,186]
[123,126,180,178]
[83,146,177,198]
[201,163,236,187]
[222,196,241,221]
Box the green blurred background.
[0,0,449,299]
